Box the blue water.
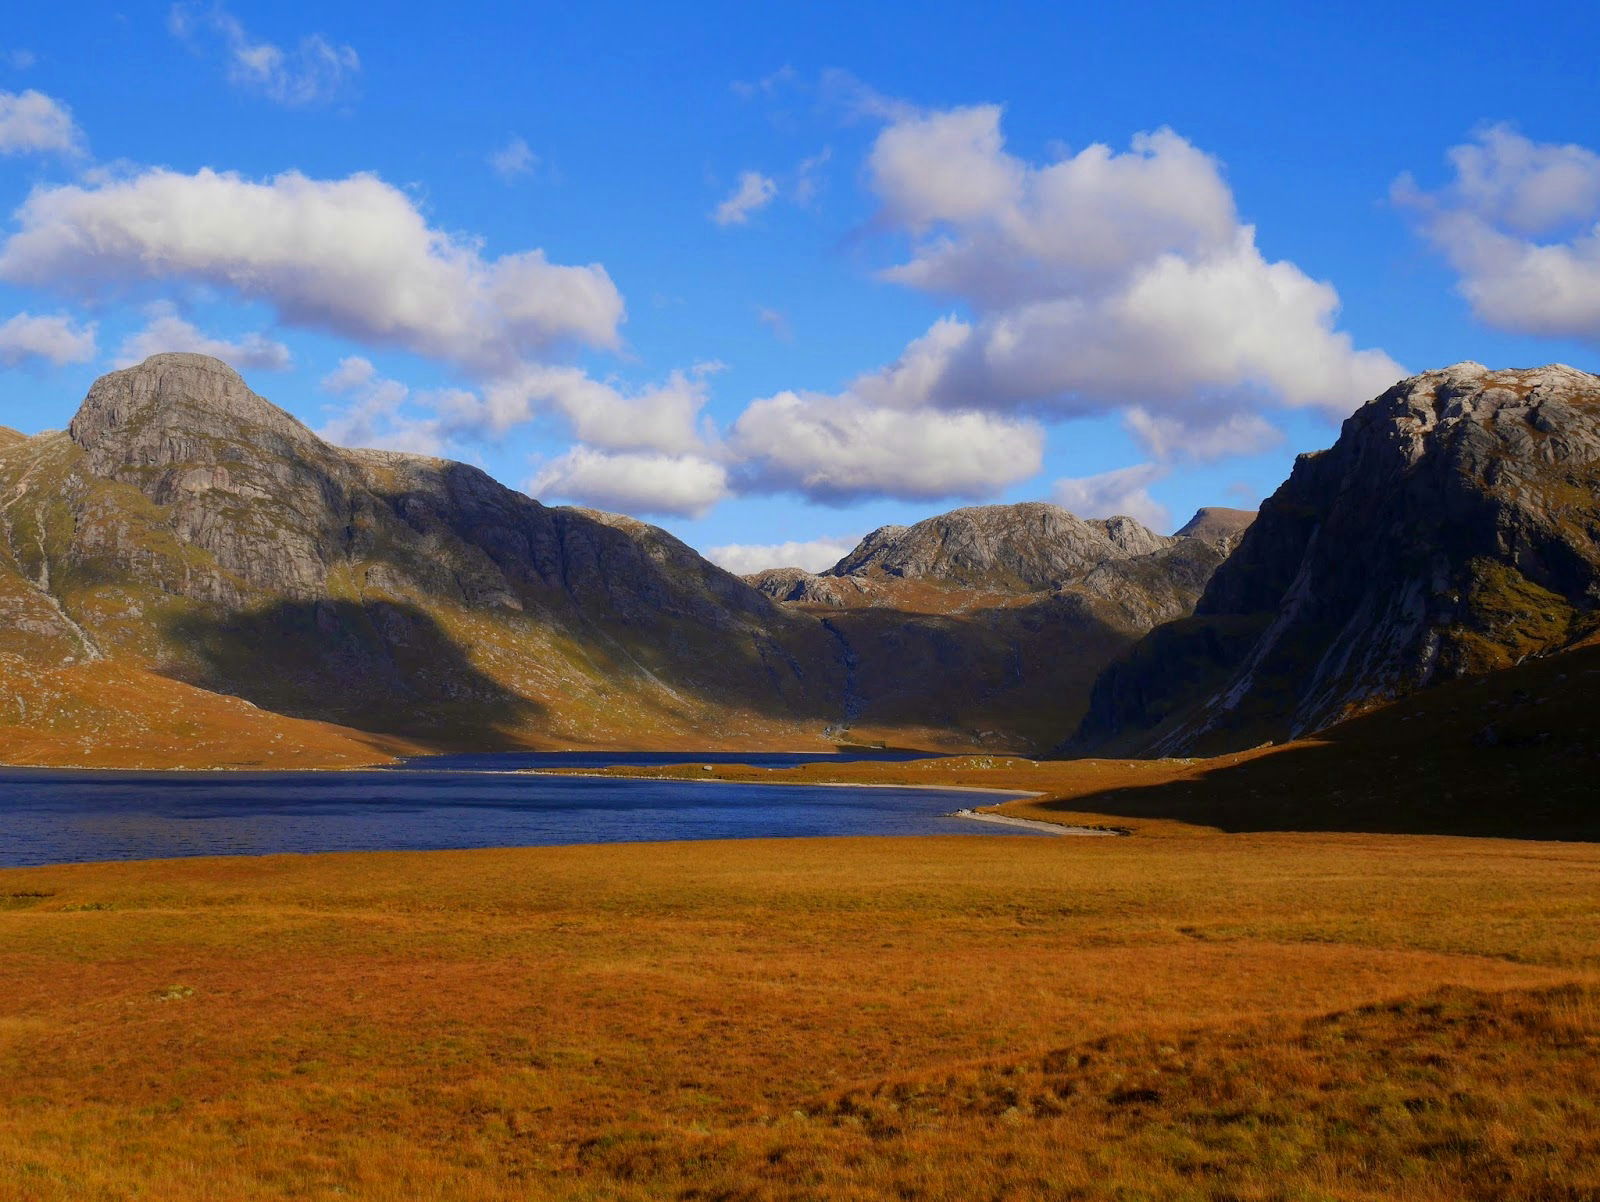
[0,758,1031,867]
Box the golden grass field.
[2,826,1598,1201]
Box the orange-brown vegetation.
[1,831,1596,1199]
[0,654,422,769]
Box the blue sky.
[0,1,1596,572]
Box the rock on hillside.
[1075,363,1600,755]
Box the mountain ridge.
[0,354,1241,764]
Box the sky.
[0,1,1597,574]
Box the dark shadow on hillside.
[162,599,544,749]
[1033,641,1600,841]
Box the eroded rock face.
[1075,363,1600,755]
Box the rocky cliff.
[1075,363,1600,755]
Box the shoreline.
[948,808,1125,837]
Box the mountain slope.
[1075,362,1600,755]
[0,354,849,759]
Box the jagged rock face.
[827,503,1170,591]
[1076,363,1600,755]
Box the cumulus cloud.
[1051,463,1170,530]
[314,355,448,455]
[859,107,1402,418]
[0,311,96,367]
[170,3,359,107]
[1123,407,1283,463]
[490,136,537,181]
[0,89,83,156]
[706,535,861,575]
[115,302,291,371]
[715,100,1399,506]
[0,167,624,374]
[713,171,778,226]
[529,446,730,518]
[453,363,719,454]
[730,390,1043,503]
[1396,125,1600,341]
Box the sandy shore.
[949,808,1124,836]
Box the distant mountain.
[0,355,1244,765]
[746,502,1249,750]
[1074,363,1600,756]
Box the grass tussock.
[0,833,1596,1199]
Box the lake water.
[0,754,1033,867]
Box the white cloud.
[706,535,861,576]
[1396,126,1600,341]
[1051,463,1170,530]
[714,100,1400,507]
[1123,407,1283,463]
[856,105,1401,419]
[0,89,83,156]
[713,170,778,226]
[529,446,730,518]
[731,390,1043,503]
[115,302,291,371]
[0,311,96,367]
[457,362,719,454]
[490,136,538,181]
[314,355,447,456]
[170,3,359,107]
[2,49,37,71]
[0,167,625,374]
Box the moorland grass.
[1,831,1597,1199]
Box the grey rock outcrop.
[826,503,1170,591]
[1075,363,1600,755]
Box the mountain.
[0,354,848,763]
[746,503,1249,750]
[0,354,1243,766]
[1074,362,1600,756]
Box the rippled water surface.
[0,754,1030,867]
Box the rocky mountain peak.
[69,353,327,479]
[1175,507,1256,551]
[1075,362,1600,755]
[825,501,1170,591]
